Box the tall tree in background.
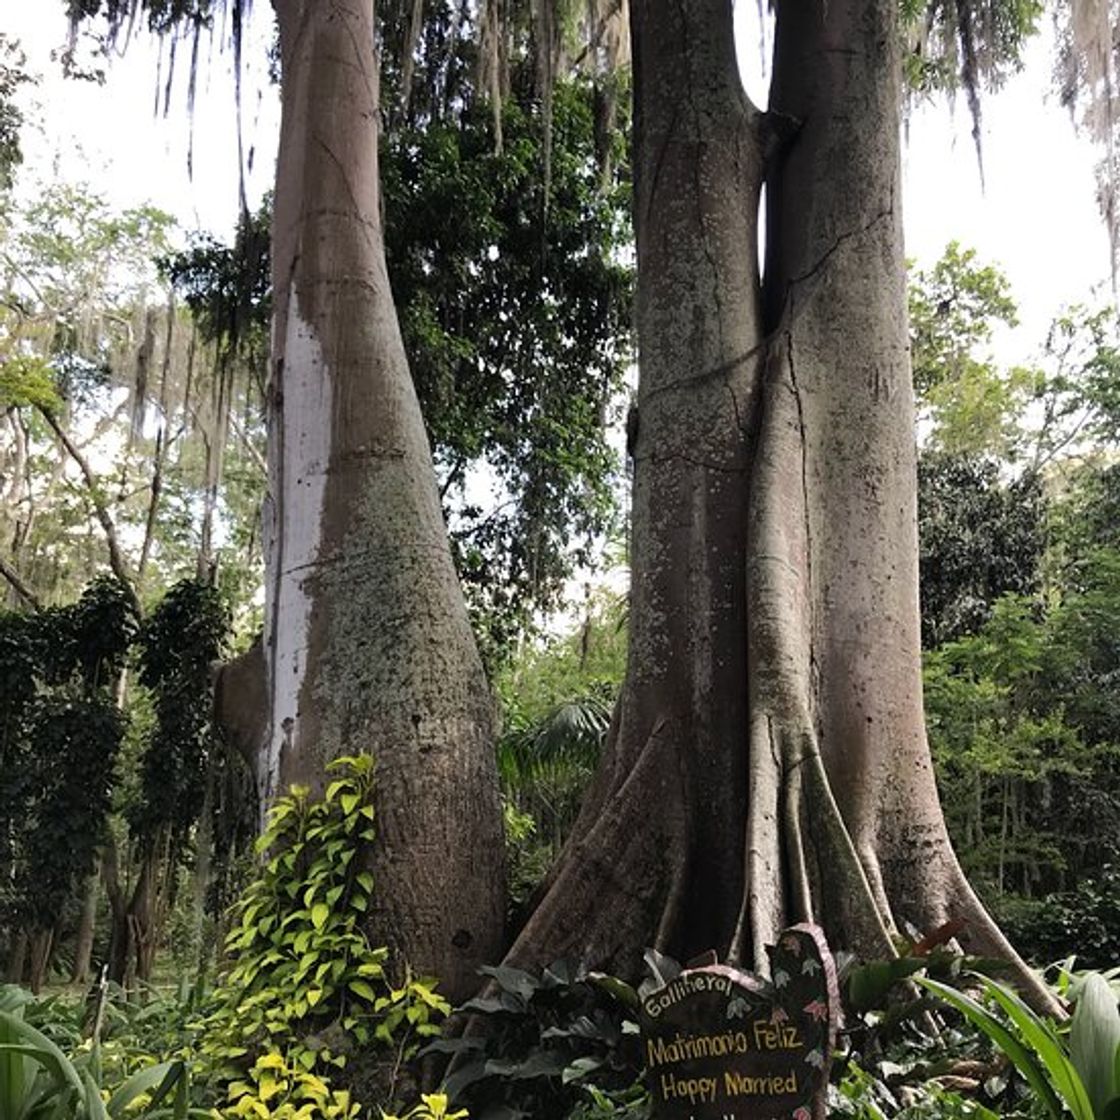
[507,0,1054,1009]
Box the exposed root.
[504,715,688,974]
[781,729,812,924]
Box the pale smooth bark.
[265,0,504,999]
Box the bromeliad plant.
[199,754,450,1112]
[918,971,1120,1120]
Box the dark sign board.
[639,925,837,1120]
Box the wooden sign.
[639,925,837,1120]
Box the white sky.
[3,3,278,237]
[2,3,1111,366]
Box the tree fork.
[509,0,1062,1016]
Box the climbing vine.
[0,576,136,985]
[200,755,450,1113]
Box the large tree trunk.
[266,0,505,1000]
[509,0,1053,1009]
[508,0,766,975]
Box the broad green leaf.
[917,977,1066,1120]
[349,980,376,1002]
[106,1061,181,1117]
[980,976,1094,1120]
[1071,973,1120,1120]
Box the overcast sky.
[3,3,1110,368]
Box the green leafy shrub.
[0,578,136,980]
[918,972,1120,1120]
[996,871,1120,971]
[217,1052,360,1119]
[0,984,196,1119]
[433,960,643,1119]
[379,1092,467,1120]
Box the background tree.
[167,86,633,669]
[0,576,134,991]
[917,453,1044,646]
[907,244,1120,970]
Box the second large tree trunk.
[266,0,504,1000]
[509,0,1052,1009]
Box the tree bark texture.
[509,0,1052,1007]
[266,0,505,1000]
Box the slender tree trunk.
[102,836,133,986]
[6,929,27,985]
[71,861,101,984]
[27,926,54,993]
[191,762,216,982]
[509,0,1055,1011]
[265,0,504,999]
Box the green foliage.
[911,246,1120,469]
[130,579,230,847]
[494,585,626,906]
[159,201,270,361]
[0,579,136,944]
[900,0,1042,128]
[200,755,449,1110]
[379,1091,468,1120]
[924,593,1120,902]
[383,82,631,659]
[0,355,62,412]
[0,33,29,193]
[912,251,1120,930]
[162,80,633,663]
[1028,308,1120,467]
[918,973,1120,1120]
[217,1052,360,1119]
[917,453,1043,646]
[1070,973,1120,1120]
[435,961,643,1119]
[997,871,1120,972]
[0,985,197,1120]
[909,244,1027,458]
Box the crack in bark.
[788,205,893,292]
[637,449,749,473]
[783,327,815,698]
[641,337,770,404]
[644,107,680,235]
[312,136,378,252]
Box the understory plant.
[0,983,198,1119]
[199,754,450,1115]
[430,958,646,1119]
[917,971,1120,1120]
